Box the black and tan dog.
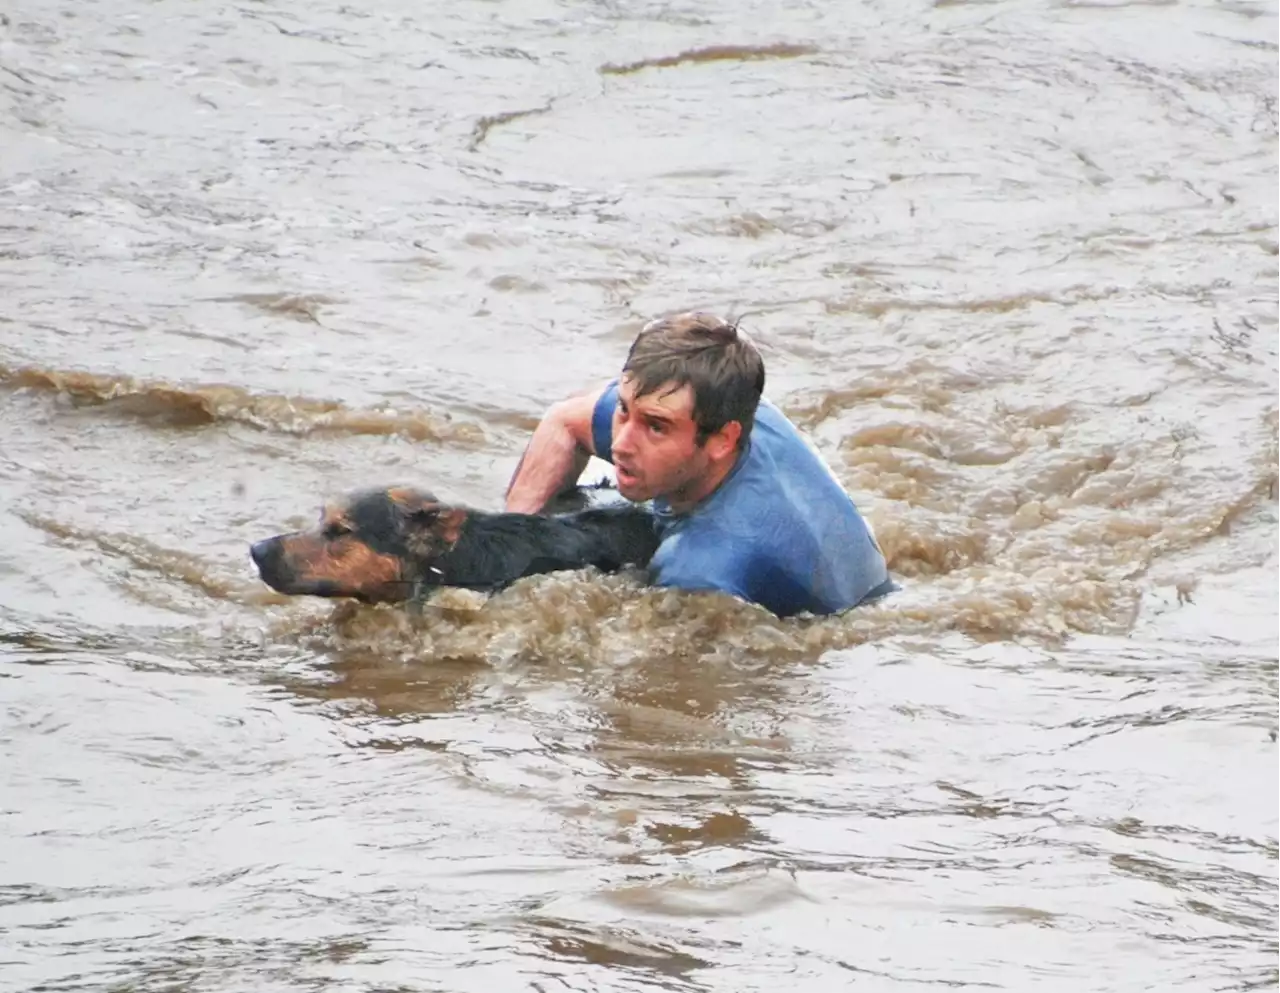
[250,485,660,604]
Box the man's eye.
[648,421,666,435]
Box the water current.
[1,1,1277,990]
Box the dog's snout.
[250,537,294,593]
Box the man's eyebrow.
[619,385,683,423]
[625,397,677,422]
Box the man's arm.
[504,385,607,513]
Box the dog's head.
[250,487,467,602]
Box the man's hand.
[504,386,605,514]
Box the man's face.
[610,376,716,506]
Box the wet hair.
[622,312,766,446]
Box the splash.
[468,102,555,152]
[781,364,1277,640]
[210,292,338,325]
[600,44,819,76]
[0,364,487,445]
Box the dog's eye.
[322,522,352,540]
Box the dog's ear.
[387,487,442,520]
[387,488,467,545]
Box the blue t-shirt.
[592,382,891,618]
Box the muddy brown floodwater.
[1,1,1277,991]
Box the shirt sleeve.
[591,379,619,463]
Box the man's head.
[610,311,765,511]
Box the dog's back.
[548,504,661,572]
[436,502,659,591]
[541,478,629,516]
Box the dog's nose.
[250,539,276,572]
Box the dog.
[250,485,660,604]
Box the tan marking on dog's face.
[272,531,404,601]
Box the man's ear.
[704,420,742,461]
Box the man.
[504,312,893,617]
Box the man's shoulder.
[753,396,803,436]
[717,419,842,530]
[749,398,834,468]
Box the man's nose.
[613,418,638,457]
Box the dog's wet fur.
[250,484,660,604]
